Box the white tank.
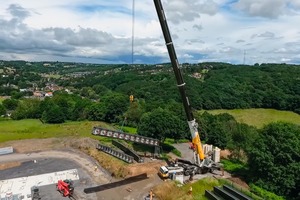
[203,144,213,155]
[213,147,221,163]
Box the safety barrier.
[0,146,13,155]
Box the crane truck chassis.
[153,0,222,177]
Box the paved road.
[172,142,194,161]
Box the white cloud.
[0,1,300,64]
[232,0,300,18]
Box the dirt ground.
[0,161,21,170]
[0,137,166,200]
[1,139,251,199]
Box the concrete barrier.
[223,185,253,200]
[0,147,13,155]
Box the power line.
[131,0,135,65]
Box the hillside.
[1,61,300,114]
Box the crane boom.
[153,0,205,164]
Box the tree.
[0,103,5,116]
[86,103,106,121]
[11,99,41,120]
[42,105,65,123]
[2,98,19,110]
[247,122,300,199]
[227,123,259,160]
[101,92,129,123]
[124,101,145,127]
[137,108,186,142]
[71,98,92,121]
[195,112,235,149]
[92,84,110,96]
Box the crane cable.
[131,0,135,65]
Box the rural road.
[172,142,194,161]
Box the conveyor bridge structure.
[92,127,160,146]
[96,143,134,163]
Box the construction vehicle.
[153,0,221,176]
[158,165,184,179]
[56,179,74,197]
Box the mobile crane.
[153,0,221,176]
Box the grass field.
[200,108,300,128]
[0,119,114,143]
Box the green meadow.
[201,108,300,128]
[0,119,111,143]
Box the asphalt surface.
[0,158,78,179]
[0,151,107,200]
[172,142,194,162]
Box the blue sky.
[0,0,300,65]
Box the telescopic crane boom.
[153,0,205,166]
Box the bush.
[221,159,246,172]
[250,184,285,200]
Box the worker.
[94,165,98,172]
[221,167,224,176]
[189,173,194,181]
[149,189,153,200]
[188,186,192,195]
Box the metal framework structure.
[112,140,143,163]
[92,127,160,147]
[96,143,134,163]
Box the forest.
[0,60,299,199]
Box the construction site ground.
[0,138,165,200]
[0,138,247,199]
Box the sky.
[0,0,300,65]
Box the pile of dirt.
[0,161,21,170]
[126,160,166,177]
[220,149,231,159]
[62,137,99,150]
[0,138,56,153]
[227,177,250,189]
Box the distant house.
[43,63,51,67]
[19,88,28,92]
[33,91,44,97]
[45,83,63,91]
[45,92,53,97]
